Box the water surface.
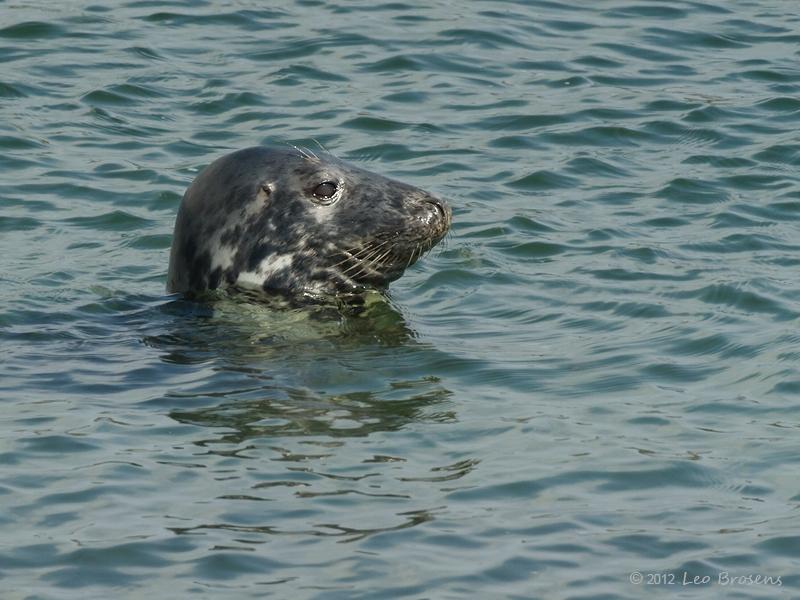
[2,1,800,598]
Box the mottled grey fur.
[167,146,451,300]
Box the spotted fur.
[167,146,451,300]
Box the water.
[2,0,800,597]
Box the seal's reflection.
[146,291,455,442]
[171,384,453,444]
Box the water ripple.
[3,0,800,597]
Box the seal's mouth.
[334,237,434,286]
[332,197,451,289]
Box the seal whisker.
[345,240,387,261]
[291,144,312,160]
[340,261,365,276]
[312,138,329,155]
[367,239,399,265]
[361,245,392,267]
[435,236,448,257]
[329,255,354,269]
[363,240,390,258]
[330,239,378,265]
[330,244,377,269]
[350,237,392,256]
[404,244,417,270]
[369,247,394,270]
[345,256,374,280]
[340,240,397,279]
[342,238,393,264]
[341,259,372,277]
[341,247,385,276]
[418,240,429,262]
[359,239,392,256]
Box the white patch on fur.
[309,205,335,224]
[260,253,294,275]
[234,270,265,290]
[235,253,295,289]
[243,185,273,217]
[209,239,236,272]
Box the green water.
[2,1,800,598]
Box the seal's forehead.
[254,147,414,195]
[276,152,364,185]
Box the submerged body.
[167,146,451,301]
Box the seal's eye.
[313,181,338,201]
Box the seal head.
[167,146,451,300]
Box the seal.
[167,146,451,301]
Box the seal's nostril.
[424,198,447,222]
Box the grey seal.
[167,146,451,301]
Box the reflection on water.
[137,294,463,549]
[171,383,454,441]
[148,291,455,441]
[148,289,419,362]
[167,507,438,544]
